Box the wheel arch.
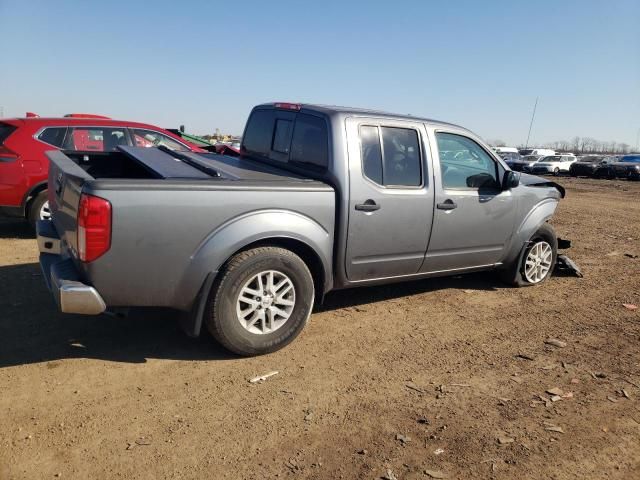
[175,209,333,321]
[503,199,558,266]
[22,180,48,217]
[179,235,331,339]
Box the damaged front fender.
[518,172,566,198]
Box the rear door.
[422,129,516,272]
[345,118,434,281]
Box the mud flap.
[179,273,215,337]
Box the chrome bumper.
[37,221,106,315]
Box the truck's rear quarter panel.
[79,182,334,310]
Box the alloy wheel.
[523,241,553,284]
[236,270,296,334]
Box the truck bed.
[45,147,335,311]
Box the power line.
[524,97,538,149]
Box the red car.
[0,113,206,227]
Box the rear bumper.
[37,220,106,315]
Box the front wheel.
[499,224,557,287]
[205,246,315,356]
[553,167,560,176]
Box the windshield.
[580,156,603,163]
[540,156,561,163]
[519,149,534,156]
[522,155,541,162]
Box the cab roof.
[257,102,466,131]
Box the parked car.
[0,113,206,228]
[593,155,640,180]
[498,151,521,167]
[569,156,612,177]
[37,102,567,356]
[493,146,519,155]
[518,148,555,157]
[526,154,576,176]
[511,154,544,171]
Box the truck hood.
[518,172,566,198]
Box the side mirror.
[503,170,520,190]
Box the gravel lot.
[1,177,639,479]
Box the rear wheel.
[205,246,315,356]
[499,223,557,287]
[27,190,50,230]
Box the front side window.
[359,125,422,187]
[63,127,128,151]
[37,127,67,147]
[131,129,189,152]
[436,132,499,190]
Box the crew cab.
[0,113,206,227]
[38,102,567,356]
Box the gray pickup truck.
[38,102,567,355]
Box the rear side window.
[242,109,329,170]
[0,123,17,144]
[63,127,128,151]
[290,114,328,169]
[242,109,276,159]
[37,127,67,147]
[359,125,422,187]
[360,126,383,184]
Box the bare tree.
[571,136,581,153]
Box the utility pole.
[525,97,538,149]
[636,127,640,153]
[0,106,4,118]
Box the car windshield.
[541,156,561,162]
[581,156,603,163]
[519,149,534,156]
[522,155,541,162]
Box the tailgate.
[46,150,94,258]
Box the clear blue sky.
[1,0,638,147]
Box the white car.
[527,154,577,176]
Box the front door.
[422,130,516,272]
[345,118,434,281]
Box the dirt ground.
[0,177,638,480]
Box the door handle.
[355,200,380,212]
[437,199,457,210]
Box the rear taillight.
[77,194,111,262]
[0,145,18,161]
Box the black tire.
[205,246,315,356]
[499,223,557,287]
[27,190,49,230]
[553,167,560,176]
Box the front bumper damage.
[37,220,106,315]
